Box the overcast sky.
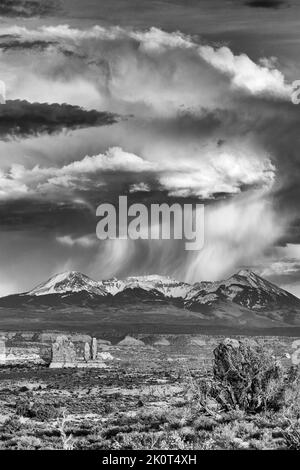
[0,0,300,296]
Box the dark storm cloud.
[245,0,287,8]
[0,185,199,235]
[0,0,59,17]
[0,100,119,140]
[0,39,57,52]
[0,198,95,234]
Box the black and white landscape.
[1,0,300,453]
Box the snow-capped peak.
[225,269,288,295]
[124,275,191,298]
[236,269,254,278]
[185,269,294,310]
[28,271,107,296]
[24,269,299,313]
[99,278,126,296]
[98,274,191,298]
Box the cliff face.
[49,335,106,368]
[0,332,102,367]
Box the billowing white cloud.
[1,25,292,112]
[199,45,291,98]
[0,145,276,200]
[0,168,28,198]
[160,147,275,198]
[0,147,156,199]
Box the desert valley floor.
[0,330,300,450]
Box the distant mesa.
[118,336,145,347]
[154,337,170,346]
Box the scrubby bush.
[193,416,217,431]
[210,338,290,413]
[16,398,59,421]
[10,435,42,450]
[283,420,300,450]
[112,430,193,450]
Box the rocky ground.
[0,346,300,450]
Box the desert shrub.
[229,420,258,438]
[283,417,300,449]
[9,435,42,450]
[199,423,249,450]
[102,425,129,439]
[178,426,197,443]
[75,434,105,450]
[210,338,288,413]
[2,416,23,433]
[112,430,193,450]
[253,412,290,430]
[281,366,300,414]
[284,428,300,449]
[163,408,192,430]
[193,416,217,431]
[16,398,59,421]
[217,409,246,423]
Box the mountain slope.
[0,269,300,327]
[186,269,300,311]
[28,271,108,297]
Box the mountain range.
[1,269,300,328]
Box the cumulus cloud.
[0,24,292,113]
[0,147,155,199]
[199,45,290,98]
[0,100,119,140]
[0,145,276,200]
[160,147,275,198]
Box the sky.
[0,0,300,295]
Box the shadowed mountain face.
[0,270,300,328]
[185,270,300,311]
